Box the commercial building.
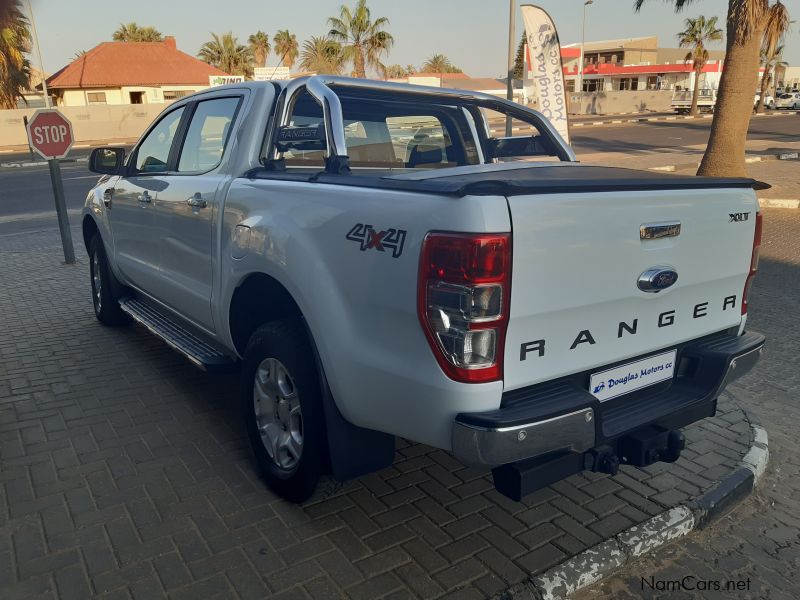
[44,37,228,107]
[558,36,728,93]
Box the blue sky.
[29,0,799,76]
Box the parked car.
[754,93,775,109]
[83,77,765,503]
[775,92,800,109]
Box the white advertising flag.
[520,5,570,144]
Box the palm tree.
[328,0,393,78]
[421,54,462,74]
[677,16,723,116]
[635,0,791,177]
[112,22,163,42]
[299,36,343,75]
[273,30,298,69]
[248,31,270,69]
[0,0,32,109]
[198,32,254,77]
[756,44,786,112]
[513,32,527,79]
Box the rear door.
[110,105,186,292]
[503,185,758,391]
[150,95,242,331]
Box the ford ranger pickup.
[83,76,765,502]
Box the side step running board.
[119,298,237,372]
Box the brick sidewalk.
[0,230,754,599]
[577,208,800,600]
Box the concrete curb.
[501,424,769,600]
[571,110,799,128]
[759,198,800,209]
[0,156,88,168]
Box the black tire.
[241,319,328,503]
[88,234,131,326]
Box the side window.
[178,97,241,173]
[386,116,455,168]
[134,107,185,173]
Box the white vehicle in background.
[775,92,800,109]
[671,89,716,113]
[82,77,765,503]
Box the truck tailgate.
[504,186,758,391]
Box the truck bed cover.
[245,162,756,197]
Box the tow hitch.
[493,426,686,501]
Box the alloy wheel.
[253,357,303,472]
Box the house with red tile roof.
[45,37,229,107]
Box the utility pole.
[506,0,516,136]
[26,0,51,109]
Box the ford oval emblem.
[637,267,678,293]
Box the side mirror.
[89,147,125,175]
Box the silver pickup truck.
[83,77,764,502]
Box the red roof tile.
[46,40,228,89]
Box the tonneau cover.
[245,163,756,197]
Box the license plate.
[589,350,677,402]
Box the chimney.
[164,36,176,50]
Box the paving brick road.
[578,208,800,600]
[0,214,771,600]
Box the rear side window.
[178,97,240,172]
[134,106,185,173]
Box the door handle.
[137,191,152,203]
[186,193,207,208]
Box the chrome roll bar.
[270,75,577,167]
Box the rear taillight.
[742,212,763,315]
[418,232,511,383]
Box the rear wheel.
[88,234,131,326]
[241,319,328,503]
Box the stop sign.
[26,109,75,160]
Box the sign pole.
[47,159,75,264]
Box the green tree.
[421,54,462,74]
[0,0,32,109]
[677,16,723,115]
[328,0,393,78]
[112,22,163,42]
[635,0,791,177]
[383,63,412,79]
[273,30,298,69]
[198,32,254,77]
[513,32,527,80]
[248,31,270,69]
[756,44,786,112]
[299,36,343,75]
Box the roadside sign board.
[26,109,74,160]
[254,66,291,81]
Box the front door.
[151,96,242,331]
[109,105,186,292]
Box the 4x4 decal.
[346,224,407,258]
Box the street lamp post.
[578,0,594,115]
[506,0,516,137]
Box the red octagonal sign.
[26,109,75,160]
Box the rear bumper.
[452,330,765,467]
